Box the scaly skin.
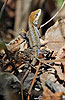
[28,9,41,65]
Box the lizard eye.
[36,13,38,16]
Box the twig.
[27,58,65,100]
[15,50,36,69]
[21,67,31,100]
[39,1,65,29]
[17,64,25,70]
[0,0,8,19]
[28,63,41,100]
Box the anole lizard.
[27,9,41,65]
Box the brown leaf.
[6,35,27,53]
[56,45,65,67]
[56,45,65,64]
[42,87,63,100]
[53,65,64,80]
[56,45,65,80]
[45,19,65,51]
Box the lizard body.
[28,9,41,65]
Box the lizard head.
[29,9,41,25]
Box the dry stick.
[21,67,31,100]
[15,51,36,70]
[18,52,65,99]
[16,52,65,100]
[39,1,65,29]
[19,54,65,100]
[0,0,8,19]
[17,64,25,70]
[21,59,65,100]
[28,63,41,100]
[27,58,65,100]
[20,58,33,100]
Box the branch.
[39,1,65,29]
[0,0,8,19]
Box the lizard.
[27,9,41,65]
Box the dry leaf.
[56,45,65,80]
[53,65,64,80]
[56,44,65,67]
[45,19,65,51]
[6,35,27,53]
[42,87,63,100]
[56,45,65,61]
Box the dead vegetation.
[0,0,65,100]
